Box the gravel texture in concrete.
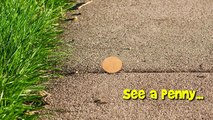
[44,0,213,119]
[45,73,213,120]
[62,0,213,73]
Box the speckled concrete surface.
[61,0,213,73]
[44,0,213,119]
[45,73,213,120]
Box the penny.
[101,56,122,73]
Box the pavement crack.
[62,70,213,76]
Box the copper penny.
[101,56,122,73]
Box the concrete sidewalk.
[45,0,213,119]
[46,73,213,120]
[62,0,213,73]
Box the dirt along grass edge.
[0,0,76,119]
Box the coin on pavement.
[101,56,122,73]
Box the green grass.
[0,0,75,119]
